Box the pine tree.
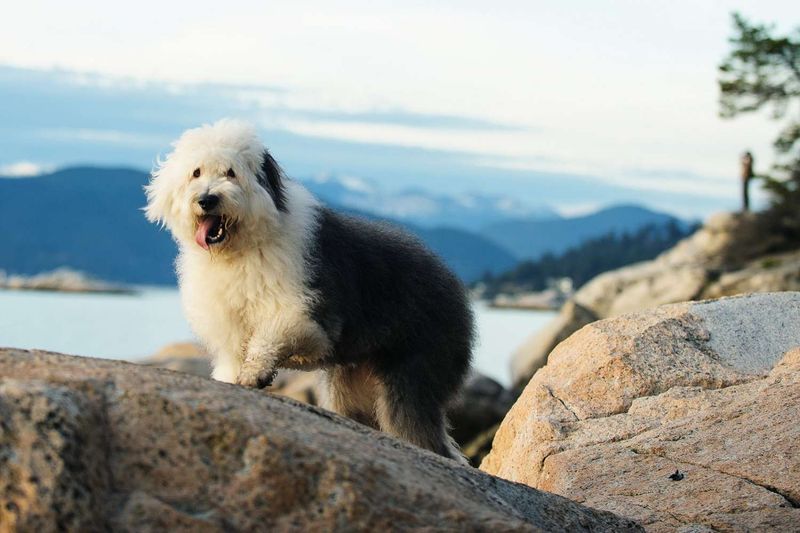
[719,13,800,240]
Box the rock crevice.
[629,448,800,510]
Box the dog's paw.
[235,364,277,389]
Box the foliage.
[476,221,694,298]
[719,14,800,134]
[719,13,800,241]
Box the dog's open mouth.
[195,215,229,249]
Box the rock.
[142,341,211,377]
[701,249,800,300]
[572,262,708,319]
[460,423,501,468]
[270,369,323,405]
[510,301,597,388]
[447,373,517,466]
[0,267,133,294]
[142,344,322,405]
[448,373,515,445]
[148,341,206,360]
[142,345,511,466]
[510,212,798,386]
[570,212,764,320]
[141,345,323,405]
[0,349,641,532]
[482,292,800,531]
[266,370,519,467]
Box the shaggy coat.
[146,119,474,461]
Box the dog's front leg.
[236,336,285,389]
[236,324,332,389]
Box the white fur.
[146,119,326,383]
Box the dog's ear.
[258,150,288,212]
[144,169,173,226]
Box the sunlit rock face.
[484,292,800,532]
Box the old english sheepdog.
[145,119,474,461]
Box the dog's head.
[145,119,287,251]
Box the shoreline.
[0,268,136,295]
[487,301,560,311]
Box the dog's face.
[145,119,287,251]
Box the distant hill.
[481,205,688,260]
[0,167,517,284]
[0,167,177,285]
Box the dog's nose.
[198,194,219,211]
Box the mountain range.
[303,174,558,230]
[0,167,687,284]
[482,205,688,260]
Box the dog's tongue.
[195,217,215,250]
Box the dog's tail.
[443,431,470,466]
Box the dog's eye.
[226,168,236,178]
[192,168,201,178]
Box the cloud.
[3,1,798,196]
[0,64,750,217]
[475,156,738,200]
[0,161,52,177]
[277,118,540,161]
[37,128,167,146]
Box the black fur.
[258,151,288,212]
[306,206,475,459]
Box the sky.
[2,0,800,218]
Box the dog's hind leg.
[320,364,380,429]
[374,371,467,464]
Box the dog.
[145,119,474,462]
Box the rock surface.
[269,369,323,405]
[144,346,331,416]
[510,300,597,388]
[0,349,641,531]
[142,341,212,377]
[447,373,517,465]
[510,212,800,387]
[483,292,800,531]
[142,346,513,466]
[701,249,800,300]
[141,343,322,405]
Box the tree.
[475,222,694,298]
[719,13,800,240]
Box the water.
[0,288,555,386]
[472,303,555,384]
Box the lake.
[0,287,555,386]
